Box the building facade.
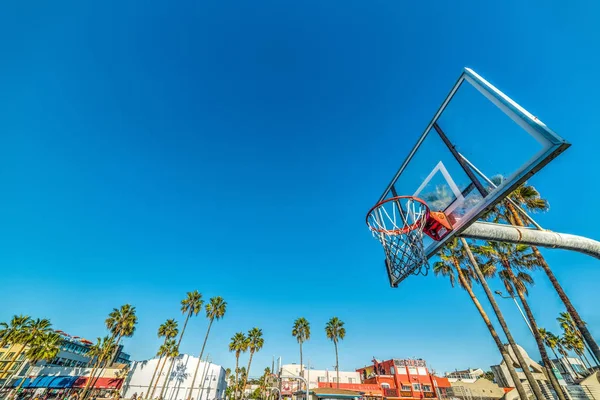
[122,354,226,400]
[0,330,131,388]
[356,358,451,400]
[551,357,591,384]
[279,364,362,397]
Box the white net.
[366,196,430,286]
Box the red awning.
[73,377,123,389]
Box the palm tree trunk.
[299,341,303,379]
[451,251,530,400]
[147,354,165,399]
[579,352,592,370]
[81,355,103,400]
[108,335,123,367]
[188,318,214,400]
[151,356,170,399]
[161,313,191,400]
[502,261,568,400]
[90,336,121,395]
[334,341,339,389]
[506,203,600,364]
[234,354,240,400]
[461,240,545,399]
[243,350,255,398]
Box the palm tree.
[292,318,310,377]
[229,332,247,400]
[2,318,52,387]
[477,241,567,400]
[495,178,600,364]
[325,317,345,389]
[153,339,179,400]
[539,328,561,360]
[242,328,264,395]
[433,239,531,400]
[147,319,179,399]
[149,339,177,399]
[10,332,62,398]
[160,291,203,400]
[563,331,591,370]
[105,304,138,365]
[81,335,117,400]
[0,315,31,349]
[86,304,138,397]
[188,297,227,400]
[559,312,593,369]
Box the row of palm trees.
[228,328,264,400]
[291,317,346,389]
[145,291,227,400]
[432,180,599,400]
[0,316,62,398]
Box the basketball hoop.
[366,196,453,286]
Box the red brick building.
[356,359,451,400]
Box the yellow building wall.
[0,343,29,380]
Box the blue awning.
[15,376,79,389]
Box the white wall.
[122,355,226,400]
[280,364,361,389]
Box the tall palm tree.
[434,239,531,400]
[147,319,179,399]
[188,297,227,400]
[2,318,52,385]
[292,318,310,377]
[160,291,203,400]
[10,332,62,399]
[242,328,264,396]
[105,304,138,365]
[325,317,345,389]
[150,339,177,399]
[496,178,600,363]
[477,241,567,400]
[229,332,247,400]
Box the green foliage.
[325,317,345,343]
[292,317,310,344]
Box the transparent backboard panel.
[379,68,570,268]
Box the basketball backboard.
[374,68,570,287]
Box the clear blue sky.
[1,0,599,376]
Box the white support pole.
[461,222,600,259]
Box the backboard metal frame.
[378,68,570,261]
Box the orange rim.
[366,195,430,235]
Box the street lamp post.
[494,290,534,334]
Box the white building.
[551,357,590,384]
[279,364,361,390]
[122,354,226,400]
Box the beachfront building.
[356,358,451,400]
[122,354,226,400]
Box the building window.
[413,384,421,391]
[381,384,390,389]
[333,378,337,383]
[318,377,326,382]
[401,385,411,391]
[390,367,395,375]
[348,378,354,384]
[3,352,15,361]
[422,385,432,392]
